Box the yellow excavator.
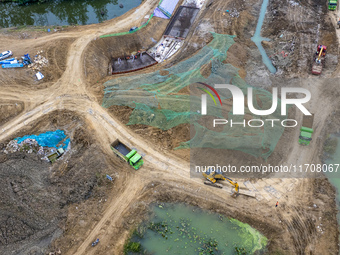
[202,168,239,197]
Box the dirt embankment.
[0,100,24,127]
[0,110,119,255]
[84,17,168,87]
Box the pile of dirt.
[107,105,190,159]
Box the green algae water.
[0,0,142,27]
[127,203,267,254]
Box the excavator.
[202,168,239,197]
[311,45,327,75]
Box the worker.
[275,201,279,207]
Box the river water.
[0,0,141,28]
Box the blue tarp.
[15,130,70,150]
[0,58,15,64]
[153,7,170,19]
[159,0,179,16]
[1,63,23,68]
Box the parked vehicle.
[299,114,314,146]
[328,0,337,10]
[0,51,13,61]
[91,238,99,247]
[47,148,64,163]
[110,139,144,170]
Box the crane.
[202,168,239,197]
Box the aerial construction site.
[0,0,340,254]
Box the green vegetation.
[235,246,248,255]
[324,136,338,155]
[124,241,142,254]
[0,0,47,4]
[123,204,267,254]
[199,238,219,254]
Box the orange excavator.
[202,168,239,197]
[311,45,326,75]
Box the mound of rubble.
[28,50,49,71]
[4,139,58,162]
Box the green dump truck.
[110,139,144,170]
[299,115,314,146]
[47,148,64,163]
[328,0,337,10]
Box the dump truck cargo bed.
[111,139,133,156]
[311,62,323,74]
[110,139,144,170]
[302,114,314,128]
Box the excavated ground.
[0,110,120,255]
[0,0,339,254]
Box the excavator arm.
[225,177,239,193]
[317,47,323,61]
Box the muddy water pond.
[0,0,142,27]
[126,203,267,254]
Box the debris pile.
[226,8,240,18]
[28,50,49,71]
[48,249,61,255]
[3,139,41,154]
[3,139,52,162]
[289,0,300,6]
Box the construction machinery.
[311,45,326,75]
[47,148,64,163]
[21,54,32,66]
[203,168,239,196]
[328,0,337,10]
[91,238,99,247]
[299,114,314,145]
[110,139,144,170]
[0,50,12,61]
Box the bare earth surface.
[0,0,339,254]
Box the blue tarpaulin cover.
[153,7,170,19]
[15,130,70,150]
[159,0,179,16]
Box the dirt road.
[0,0,339,254]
